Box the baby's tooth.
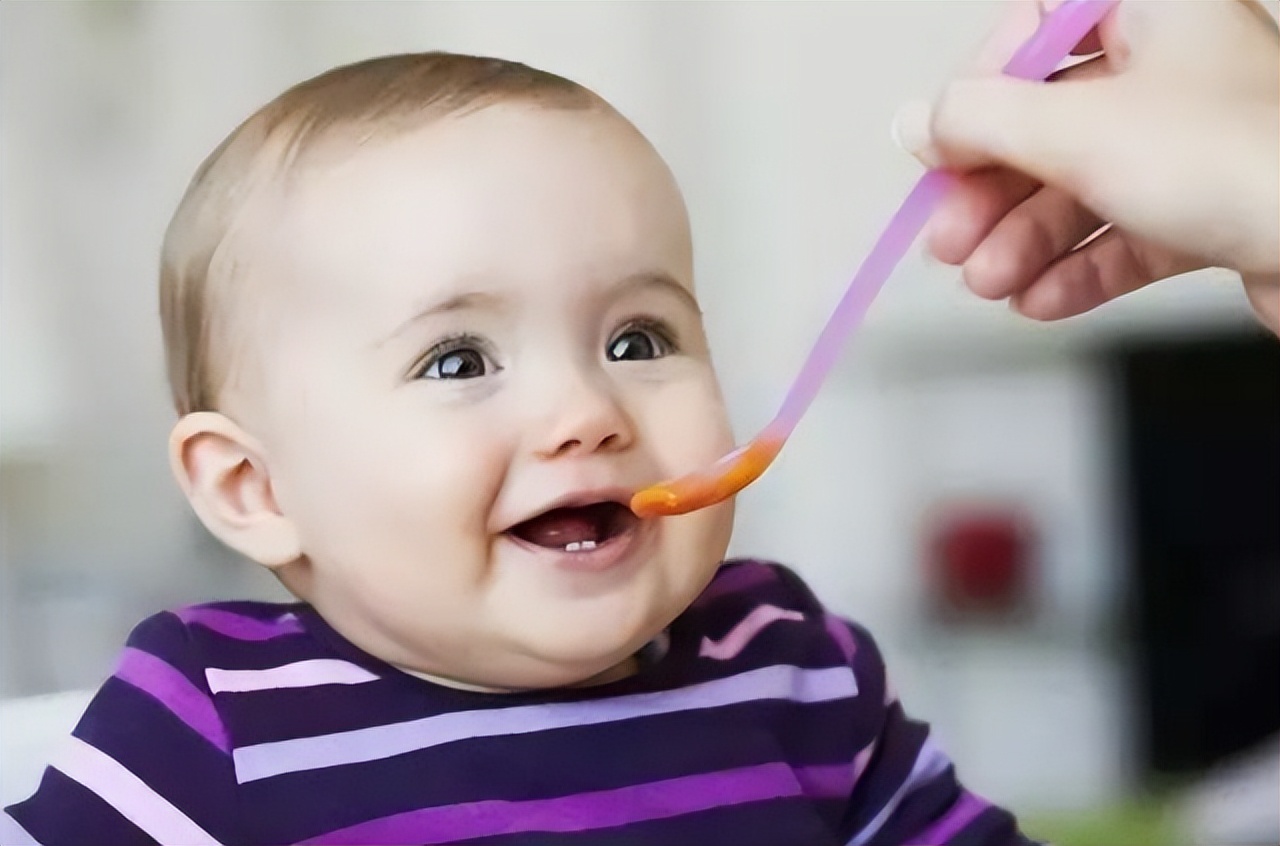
[565,541,582,552]
[581,540,597,551]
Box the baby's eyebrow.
[380,290,507,347]
[379,271,701,347]
[613,271,702,316]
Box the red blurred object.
[926,506,1035,619]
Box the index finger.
[964,0,1046,75]
[964,0,1105,77]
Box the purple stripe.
[298,762,802,845]
[175,607,304,641]
[116,647,230,754]
[909,791,989,844]
[693,564,776,607]
[793,763,855,799]
[824,613,857,663]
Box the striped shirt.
[3,560,1033,845]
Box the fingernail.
[890,99,932,155]
[918,238,941,268]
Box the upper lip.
[502,486,635,533]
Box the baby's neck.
[395,654,639,694]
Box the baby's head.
[161,53,736,690]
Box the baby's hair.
[160,52,603,415]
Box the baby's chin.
[505,610,666,688]
[477,555,715,686]
[501,652,643,692]
[404,652,640,693]
[418,642,646,693]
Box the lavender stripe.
[53,737,221,845]
[206,659,378,693]
[298,762,802,845]
[910,791,989,844]
[1,812,39,846]
[693,564,776,607]
[236,664,857,783]
[846,739,952,846]
[699,605,805,661]
[176,608,304,641]
[116,648,229,753]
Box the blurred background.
[2,2,1277,843]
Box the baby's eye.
[607,321,676,362]
[425,350,486,379]
[416,337,494,380]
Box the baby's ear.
[169,412,301,569]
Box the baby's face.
[242,105,735,689]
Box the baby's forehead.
[269,106,689,272]
[291,103,656,192]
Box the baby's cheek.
[665,498,735,612]
[390,415,509,510]
[660,385,734,466]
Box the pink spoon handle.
[772,169,953,434]
[770,0,1117,440]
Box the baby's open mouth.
[508,501,638,551]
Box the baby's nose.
[533,377,635,460]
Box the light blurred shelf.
[849,266,1261,374]
[903,631,1132,813]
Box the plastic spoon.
[631,0,1119,519]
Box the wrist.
[1239,107,1280,274]
[1241,272,1280,338]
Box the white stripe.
[205,659,378,693]
[846,737,952,846]
[235,663,857,782]
[52,736,220,845]
[1,811,40,846]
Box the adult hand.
[893,0,1279,333]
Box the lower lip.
[504,522,648,574]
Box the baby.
[4,53,1032,845]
